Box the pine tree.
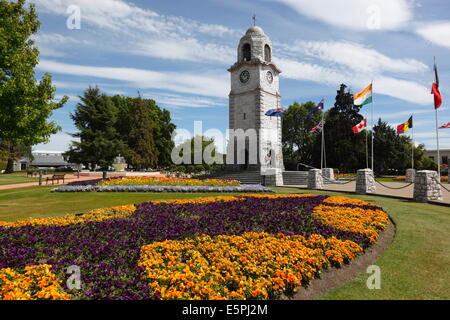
[66,87,125,170]
[322,84,366,172]
[126,97,158,169]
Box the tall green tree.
[282,101,323,170]
[66,87,125,170]
[323,84,366,172]
[113,96,175,167]
[126,97,159,169]
[373,119,409,174]
[0,0,67,173]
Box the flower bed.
[393,175,448,182]
[67,177,240,187]
[0,194,390,300]
[52,184,272,193]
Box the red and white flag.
[432,60,442,110]
[352,119,367,134]
[439,122,450,129]
[309,121,323,133]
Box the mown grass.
[0,185,449,299]
[273,187,450,300]
[0,186,246,222]
[0,172,39,186]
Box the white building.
[226,26,283,184]
[425,149,450,168]
[13,150,72,171]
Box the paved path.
[0,174,96,191]
[284,180,450,205]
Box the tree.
[172,135,223,174]
[66,87,125,170]
[0,0,67,173]
[323,84,366,172]
[373,119,409,174]
[282,101,323,170]
[113,96,175,167]
[126,97,158,169]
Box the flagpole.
[435,108,441,180]
[371,80,374,173]
[433,57,441,180]
[366,129,369,168]
[321,111,324,170]
[411,114,414,170]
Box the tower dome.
[245,26,265,36]
[237,25,272,63]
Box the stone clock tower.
[227,26,283,185]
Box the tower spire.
[252,14,256,26]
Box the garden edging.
[285,219,396,300]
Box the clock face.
[266,71,274,84]
[239,70,250,84]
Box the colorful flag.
[306,99,324,119]
[354,84,373,106]
[439,122,450,129]
[432,60,442,110]
[352,119,367,134]
[265,108,284,117]
[309,121,323,133]
[397,116,413,134]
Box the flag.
[397,116,413,134]
[432,60,442,110]
[354,84,373,106]
[306,99,324,119]
[439,122,450,129]
[352,119,367,134]
[265,108,284,117]
[309,121,323,133]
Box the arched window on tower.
[242,43,251,62]
[264,44,271,62]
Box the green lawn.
[0,172,39,185]
[273,187,450,300]
[0,186,246,222]
[0,185,449,299]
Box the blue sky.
[30,0,450,153]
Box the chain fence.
[375,179,414,190]
[432,177,450,192]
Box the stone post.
[307,169,323,190]
[262,168,283,187]
[322,168,335,181]
[405,169,416,183]
[413,170,442,202]
[355,169,376,194]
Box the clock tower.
[227,26,283,185]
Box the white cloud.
[33,133,79,152]
[416,21,450,49]
[141,92,226,109]
[276,57,431,104]
[37,59,229,98]
[132,38,234,64]
[281,41,428,74]
[272,0,413,31]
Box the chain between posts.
[375,179,414,190]
[432,177,450,192]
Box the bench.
[46,174,65,185]
[27,171,38,177]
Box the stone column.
[413,170,442,202]
[262,168,283,186]
[405,169,416,183]
[322,168,334,181]
[355,169,376,194]
[307,169,323,190]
